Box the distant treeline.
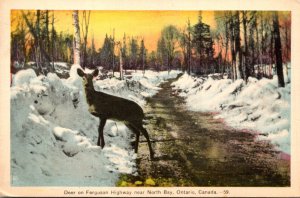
[11,11,290,86]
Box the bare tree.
[160,25,180,73]
[11,13,28,68]
[22,11,52,74]
[282,14,291,83]
[73,10,81,65]
[178,19,192,74]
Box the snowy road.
[126,77,290,186]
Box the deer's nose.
[34,100,38,104]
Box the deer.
[77,68,154,160]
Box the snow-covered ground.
[10,65,180,186]
[172,71,291,155]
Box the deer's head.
[77,68,99,88]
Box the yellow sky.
[11,10,215,51]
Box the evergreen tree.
[86,35,96,68]
[138,39,147,71]
[100,34,114,70]
[157,36,168,69]
[193,12,214,74]
[122,33,128,71]
[129,37,138,70]
[148,51,158,71]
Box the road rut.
[126,77,290,186]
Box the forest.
[11,10,291,83]
[11,10,290,86]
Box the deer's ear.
[77,68,85,77]
[92,69,99,77]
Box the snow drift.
[172,72,291,154]
[11,65,180,186]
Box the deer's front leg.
[98,118,107,148]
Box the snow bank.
[11,66,180,186]
[12,69,37,86]
[172,73,291,154]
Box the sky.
[11,10,216,51]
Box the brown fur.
[77,68,154,159]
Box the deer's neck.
[83,84,96,104]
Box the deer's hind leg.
[130,122,154,160]
[98,118,107,148]
[138,125,155,159]
[125,123,140,153]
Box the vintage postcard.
[1,0,300,197]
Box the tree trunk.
[242,11,250,82]
[51,11,55,70]
[273,12,285,87]
[254,15,260,78]
[229,14,236,80]
[72,10,81,66]
[119,46,123,80]
[35,10,43,74]
[224,21,229,76]
[21,25,27,64]
[235,52,241,79]
[270,30,274,77]
[142,44,145,75]
[249,12,256,77]
[81,11,90,68]
[230,40,236,80]
[284,24,290,83]
[259,14,263,75]
[45,11,50,70]
[187,19,192,75]
[235,11,242,80]
[112,29,115,76]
